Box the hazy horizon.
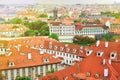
[0,0,120,4]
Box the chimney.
[105,42,108,48]
[104,67,108,77]
[28,53,32,59]
[108,59,111,65]
[40,49,44,55]
[96,40,100,47]
[102,59,106,65]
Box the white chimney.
[96,40,100,47]
[104,67,108,77]
[28,53,32,59]
[105,20,110,28]
[105,42,108,48]
[102,59,106,65]
[108,59,111,65]
[40,49,44,55]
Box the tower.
[53,7,58,20]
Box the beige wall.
[1,63,60,80]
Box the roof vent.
[105,42,108,48]
[96,40,100,47]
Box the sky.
[0,0,120,4]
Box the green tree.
[38,13,48,18]
[82,19,89,24]
[39,24,49,36]
[23,20,49,36]
[12,26,19,29]
[5,18,22,24]
[102,33,111,41]
[15,76,31,80]
[74,19,81,22]
[46,68,55,75]
[93,19,100,24]
[73,35,96,46]
[24,30,38,36]
[49,33,59,41]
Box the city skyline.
[0,0,120,4]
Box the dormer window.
[54,46,58,50]
[40,44,44,48]
[66,48,70,52]
[94,74,100,79]
[43,58,49,63]
[110,52,118,60]
[49,45,52,49]
[20,52,25,55]
[80,50,83,53]
[60,47,64,51]
[8,62,15,67]
[97,51,104,57]
[73,49,77,53]
[86,50,93,56]
[86,72,91,77]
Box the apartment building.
[49,21,75,42]
[49,21,110,42]
[75,22,110,38]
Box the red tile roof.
[39,41,120,80]
[75,22,109,30]
[0,37,60,70]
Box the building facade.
[49,21,75,42]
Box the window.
[5,70,8,79]
[22,68,25,75]
[94,74,100,79]
[11,70,14,80]
[17,69,20,76]
[43,58,49,63]
[110,52,118,60]
[8,62,15,67]
[86,50,93,56]
[45,65,48,72]
[86,72,91,77]
[97,51,104,57]
[40,66,43,73]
